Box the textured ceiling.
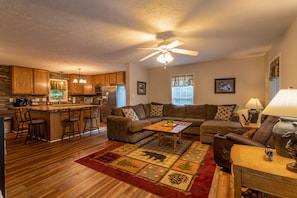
[0,0,297,75]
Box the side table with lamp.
[261,88,297,172]
[244,97,264,124]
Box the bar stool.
[61,108,81,140]
[14,109,29,142]
[24,109,47,144]
[83,106,100,136]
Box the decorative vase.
[272,117,297,158]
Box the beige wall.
[126,63,150,105]
[266,17,297,101]
[148,56,265,113]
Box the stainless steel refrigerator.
[100,86,126,123]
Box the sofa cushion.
[214,105,235,121]
[143,104,151,118]
[165,104,186,117]
[252,116,279,145]
[111,107,124,116]
[186,105,207,119]
[144,117,162,124]
[150,104,163,117]
[129,120,152,133]
[183,118,205,127]
[122,108,139,121]
[132,104,146,120]
[206,105,218,120]
[162,116,184,121]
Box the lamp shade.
[262,89,297,118]
[245,97,263,110]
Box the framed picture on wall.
[137,81,146,95]
[215,78,236,94]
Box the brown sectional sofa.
[107,103,242,144]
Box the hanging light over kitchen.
[72,68,87,84]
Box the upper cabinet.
[11,66,34,94]
[33,69,49,95]
[11,66,50,95]
[116,71,125,85]
[93,72,125,86]
[69,74,95,95]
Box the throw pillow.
[150,104,163,117]
[122,108,139,121]
[214,105,235,121]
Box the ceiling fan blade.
[139,51,161,61]
[137,47,160,50]
[167,40,184,49]
[171,48,199,56]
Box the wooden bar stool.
[61,108,81,140]
[83,106,100,136]
[24,109,47,145]
[14,109,29,142]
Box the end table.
[231,144,297,198]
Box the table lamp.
[261,88,297,172]
[245,97,263,123]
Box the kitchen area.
[0,65,126,141]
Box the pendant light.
[73,68,86,84]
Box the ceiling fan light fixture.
[157,52,174,64]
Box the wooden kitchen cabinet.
[109,73,117,85]
[116,71,125,84]
[11,66,34,94]
[69,74,95,95]
[83,75,95,95]
[69,74,84,95]
[12,66,50,95]
[33,69,49,95]
[94,74,106,86]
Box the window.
[171,75,194,105]
[49,79,68,102]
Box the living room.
[1,1,297,198]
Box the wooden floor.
[5,128,234,198]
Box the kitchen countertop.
[9,104,99,112]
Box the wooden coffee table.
[143,120,192,149]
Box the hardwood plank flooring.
[5,128,233,198]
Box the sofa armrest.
[107,115,132,141]
[213,133,265,170]
[225,133,265,147]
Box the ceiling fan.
[139,40,199,64]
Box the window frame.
[170,74,194,105]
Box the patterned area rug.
[76,135,216,197]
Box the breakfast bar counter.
[11,104,100,142]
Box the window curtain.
[269,57,279,81]
[171,75,193,87]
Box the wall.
[149,56,265,113]
[266,17,297,101]
[126,64,150,105]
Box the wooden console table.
[231,144,297,198]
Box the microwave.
[84,97,93,104]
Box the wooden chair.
[61,108,82,140]
[14,109,29,142]
[23,109,47,145]
[83,106,100,136]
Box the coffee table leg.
[158,132,161,146]
[173,134,177,149]
[178,133,182,144]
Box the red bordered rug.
[76,136,216,198]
